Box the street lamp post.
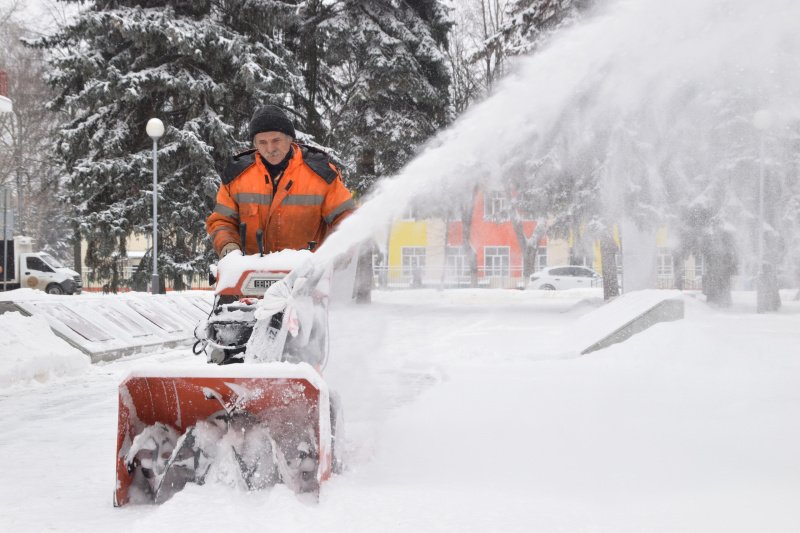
[1,187,8,291]
[1,71,12,291]
[753,109,772,313]
[146,118,164,294]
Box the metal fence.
[78,266,705,292]
[374,266,530,289]
[80,268,213,292]
[656,274,704,290]
[375,267,705,291]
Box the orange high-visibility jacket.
[206,144,355,255]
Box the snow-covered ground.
[1,288,799,532]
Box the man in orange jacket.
[207,105,356,257]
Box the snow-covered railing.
[0,290,213,362]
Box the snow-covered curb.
[0,312,90,389]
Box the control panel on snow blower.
[240,272,287,297]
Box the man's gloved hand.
[220,242,241,258]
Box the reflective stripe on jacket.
[206,144,355,255]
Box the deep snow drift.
[0,311,89,388]
[1,288,799,532]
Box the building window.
[371,250,384,270]
[372,251,387,286]
[446,246,469,277]
[570,253,590,267]
[657,247,674,277]
[401,247,426,277]
[400,207,417,221]
[693,255,704,278]
[484,190,509,220]
[535,246,547,272]
[484,246,510,276]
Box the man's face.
[254,131,293,165]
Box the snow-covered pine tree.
[479,0,591,62]
[281,0,341,144]
[35,0,301,290]
[504,101,650,300]
[328,0,452,194]
[667,95,798,309]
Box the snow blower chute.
[114,235,342,506]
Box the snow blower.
[114,228,343,506]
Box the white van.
[0,236,82,294]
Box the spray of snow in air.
[316,0,800,270]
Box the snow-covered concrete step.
[569,289,685,355]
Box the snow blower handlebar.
[239,222,247,251]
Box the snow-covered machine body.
[114,247,341,506]
[196,249,324,366]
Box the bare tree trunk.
[461,190,479,287]
[353,241,373,304]
[509,216,534,286]
[756,173,782,312]
[356,147,376,196]
[600,230,620,300]
[480,0,491,92]
[296,0,326,140]
[479,0,504,93]
[756,263,781,312]
[703,263,732,306]
[702,244,735,307]
[463,220,478,287]
[71,221,81,275]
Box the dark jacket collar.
[260,146,294,180]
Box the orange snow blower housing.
[114,367,333,505]
[114,247,342,506]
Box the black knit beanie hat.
[249,105,295,141]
